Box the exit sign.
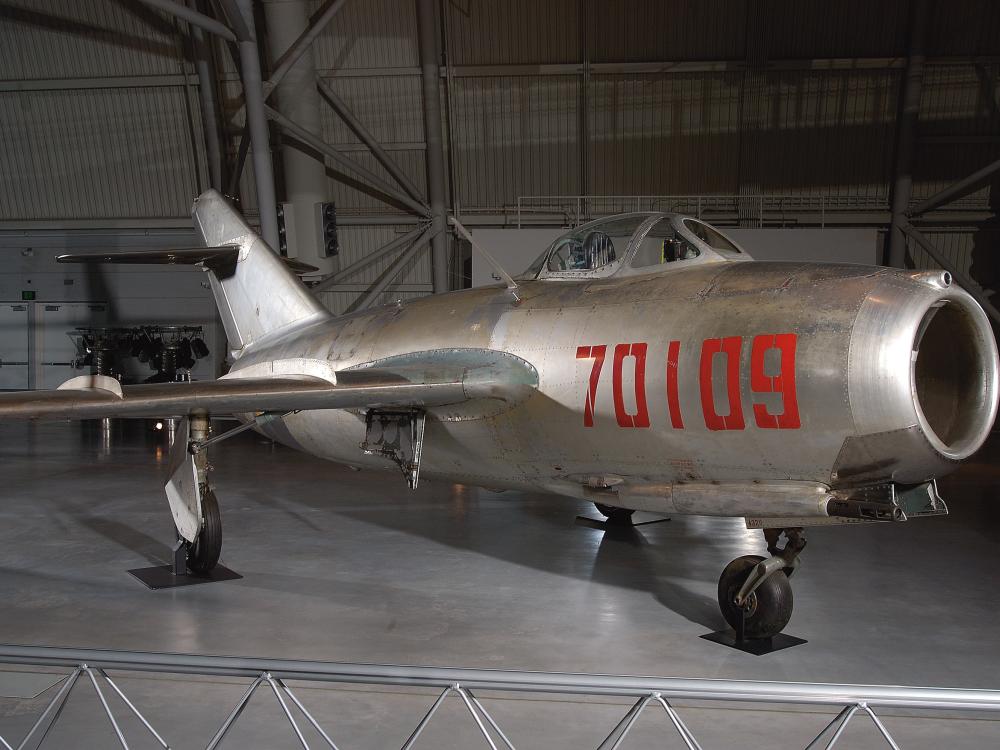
[21,291,35,301]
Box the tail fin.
[191,190,330,356]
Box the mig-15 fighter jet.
[2,189,996,641]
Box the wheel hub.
[731,586,758,618]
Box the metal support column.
[908,156,1000,217]
[190,5,224,191]
[311,224,428,291]
[887,0,929,267]
[416,0,450,294]
[227,0,281,251]
[899,223,1000,325]
[265,106,431,217]
[316,78,426,202]
[348,225,436,313]
[265,0,350,95]
[138,0,237,41]
[263,0,334,273]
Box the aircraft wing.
[0,349,538,421]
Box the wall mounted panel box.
[318,202,338,258]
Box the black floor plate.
[575,515,671,529]
[128,564,243,590]
[700,629,807,655]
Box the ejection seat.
[583,231,616,269]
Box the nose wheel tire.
[186,487,222,574]
[718,554,793,639]
[594,502,635,525]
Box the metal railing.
[1,644,999,749]
[514,194,989,229]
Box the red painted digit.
[750,333,801,429]
[666,340,683,429]
[699,337,745,431]
[576,345,607,427]
[612,343,650,428]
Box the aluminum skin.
[231,242,998,520]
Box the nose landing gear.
[702,528,808,654]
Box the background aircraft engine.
[840,271,999,486]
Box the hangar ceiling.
[0,0,998,311]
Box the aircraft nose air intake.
[842,274,999,483]
[911,296,999,459]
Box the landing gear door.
[361,410,426,489]
[165,417,202,543]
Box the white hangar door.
[37,302,107,390]
[0,303,30,390]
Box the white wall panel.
[0,232,224,383]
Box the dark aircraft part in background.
[70,325,209,384]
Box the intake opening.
[912,300,996,459]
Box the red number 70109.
[576,334,800,431]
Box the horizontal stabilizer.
[57,247,319,275]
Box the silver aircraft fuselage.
[231,258,997,517]
[37,194,1000,636]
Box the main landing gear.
[129,412,257,589]
[702,528,808,653]
[175,414,223,575]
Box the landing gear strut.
[183,414,222,572]
[702,528,808,653]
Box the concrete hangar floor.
[0,420,997,748]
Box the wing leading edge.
[0,349,538,421]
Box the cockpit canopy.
[517,212,749,281]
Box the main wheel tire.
[186,487,222,574]
[594,502,635,525]
[717,554,793,638]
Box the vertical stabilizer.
[191,190,329,356]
